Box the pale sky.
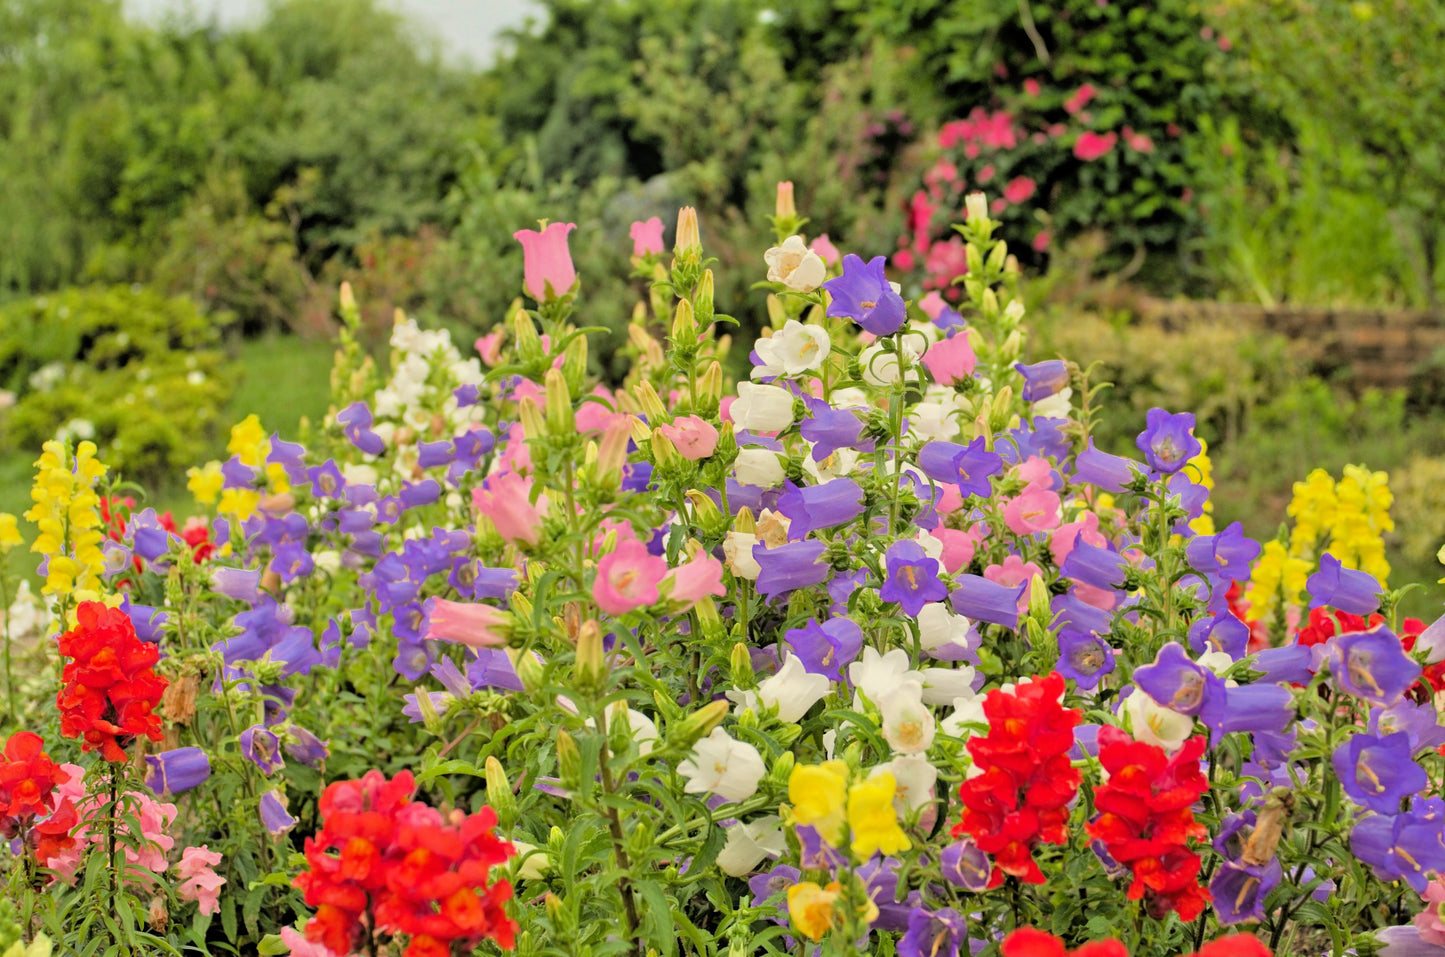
[122,0,543,65]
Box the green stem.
[594,706,646,957]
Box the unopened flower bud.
[697,362,723,413]
[672,298,698,346]
[544,892,565,924]
[987,239,1009,272]
[576,620,606,689]
[694,596,725,641]
[776,181,797,220]
[632,380,669,422]
[1001,330,1023,363]
[512,311,546,367]
[556,729,581,786]
[673,699,730,748]
[562,335,588,395]
[595,418,632,490]
[518,396,547,442]
[980,287,999,319]
[416,687,447,736]
[484,755,517,824]
[766,294,787,327]
[694,270,715,324]
[990,385,1015,432]
[966,242,985,278]
[768,750,795,785]
[628,321,654,353]
[1028,574,1053,626]
[675,206,701,253]
[729,642,755,687]
[965,192,989,225]
[544,368,574,437]
[734,506,757,534]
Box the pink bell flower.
[593,539,668,616]
[426,598,511,649]
[514,221,578,301]
[472,470,547,546]
[654,415,720,461]
[666,552,726,608]
[921,333,977,385]
[630,217,665,256]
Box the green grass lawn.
[0,333,336,523]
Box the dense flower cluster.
[55,601,166,761]
[0,732,77,863]
[1086,727,1211,920]
[24,439,107,599]
[294,770,517,956]
[952,673,1081,885]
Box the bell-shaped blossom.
[755,656,830,723]
[1003,483,1061,535]
[917,602,978,656]
[144,748,211,797]
[654,415,718,461]
[678,727,766,803]
[630,217,664,256]
[880,540,948,616]
[755,320,831,378]
[1056,630,1115,690]
[1014,360,1069,401]
[717,815,787,877]
[754,540,830,600]
[879,683,936,754]
[1134,643,1224,718]
[514,221,577,300]
[734,448,786,488]
[1334,732,1428,813]
[472,471,547,548]
[426,598,511,650]
[1074,438,1138,492]
[1351,796,1445,892]
[175,845,226,916]
[940,840,993,892]
[1329,625,1422,707]
[1185,522,1261,582]
[732,382,795,433]
[950,574,1025,629]
[922,332,977,385]
[1136,408,1202,475]
[764,237,828,292]
[593,539,668,616]
[801,404,865,462]
[776,479,863,537]
[786,618,864,682]
[823,254,907,336]
[1124,688,1194,751]
[1308,553,1383,616]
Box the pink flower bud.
[513,222,577,301]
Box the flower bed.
[1,189,1442,956]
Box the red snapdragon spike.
[1087,727,1211,921]
[295,769,518,953]
[55,602,167,762]
[1189,936,1273,957]
[953,673,1082,886]
[1000,928,1129,957]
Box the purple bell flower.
[468,648,524,692]
[122,600,167,644]
[1136,408,1201,475]
[220,455,261,491]
[259,789,297,837]
[269,542,314,584]
[417,440,454,468]
[939,840,992,892]
[336,402,386,456]
[283,726,330,768]
[266,434,309,485]
[1213,683,1295,738]
[1056,629,1116,690]
[949,574,1024,630]
[1370,700,1445,756]
[239,725,285,775]
[776,479,864,537]
[823,254,907,336]
[1014,360,1069,401]
[748,864,801,924]
[1052,592,1113,636]
[1133,642,1222,717]
[308,460,347,498]
[917,438,1003,498]
[785,618,864,682]
[795,824,846,870]
[1185,522,1261,581]
[1059,541,1129,593]
[1350,797,1445,892]
[879,540,948,616]
[1210,859,1282,926]
[211,567,262,604]
[1333,732,1428,813]
[899,906,965,957]
[394,639,433,681]
[144,748,211,796]
[1329,626,1422,707]
[399,479,442,510]
[1308,553,1383,616]
[753,540,831,600]
[1073,438,1138,492]
[856,856,908,932]
[1188,612,1250,660]
[800,403,866,462]
[1251,644,1320,685]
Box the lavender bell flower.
[1014,360,1069,401]
[1133,642,1223,717]
[1073,438,1139,493]
[417,440,454,469]
[1333,732,1428,813]
[308,460,347,499]
[1210,856,1282,925]
[939,840,992,892]
[1185,522,1261,582]
[144,748,211,796]
[270,542,315,584]
[753,540,831,600]
[1003,417,1070,464]
[1351,796,1445,892]
[239,725,285,775]
[1371,700,1445,756]
[1251,644,1319,685]
[468,648,524,692]
[122,600,167,644]
[1136,408,1202,475]
[336,402,386,456]
[776,479,864,537]
[950,574,1025,630]
[917,437,1003,498]
[856,856,909,932]
[823,254,907,336]
[394,639,433,682]
[899,906,966,957]
[1188,612,1250,660]
[879,540,948,616]
[266,434,309,485]
[1056,629,1116,690]
[785,618,864,682]
[1329,626,1422,707]
[212,567,263,604]
[1059,541,1130,593]
[748,864,801,924]
[795,824,846,870]
[399,479,442,510]
[1052,592,1113,636]
[1213,684,1295,738]
[283,726,330,768]
[1308,553,1383,616]
[259,789,297,837]
[800,403,867,461]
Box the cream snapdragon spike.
[33,186,1445,957]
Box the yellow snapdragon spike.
[0,512,20,549]
[188,461,224,505]
[847,773,910,859]
[219,488,261,523]
[228,414,270,467]
[264,461,291,495]
[787,882,842,942]
[788,761,849,846]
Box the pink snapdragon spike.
[655,415,720,461]
[513,221,578,301]
[922,333,977,386]
[593,539,668,616]
[176,845,226,916]
[427,598,510,649]
[473,470,547,547]
[630,217,665,256]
